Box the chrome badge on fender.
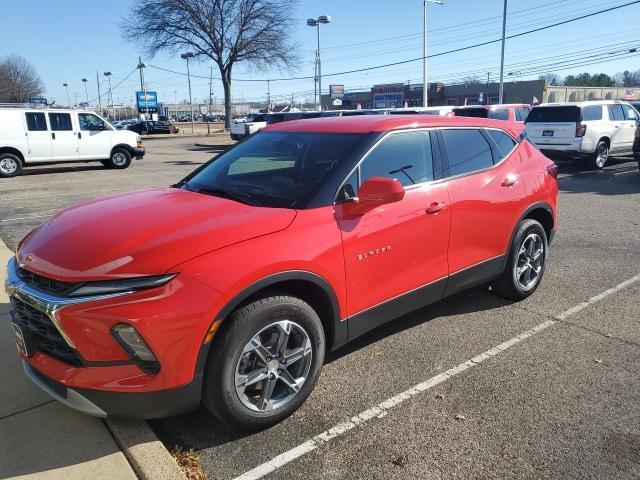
[357,245,391,261]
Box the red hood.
[17,187,296,281]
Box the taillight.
[546,163,558,179]
[575,122,586,137]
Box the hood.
[17,187,296,281]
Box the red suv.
[6,115,558,429]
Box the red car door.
[334,130,451,339]
[438,127,525,293]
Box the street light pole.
[96,71,102,115]
[498,0,508,104]
[307,15,331,111]
[103,72,113,119]
[181,52,195,134]
[423,0,443,108]
[62,83,70,106]
[81,78,89,104]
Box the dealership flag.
[532,95,540,105]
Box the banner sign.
[372,83,404,108]
[330,85,344,99]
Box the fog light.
[111,324,157,363]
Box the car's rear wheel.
[202,294,325,430]
[0,153,23,178]
[491,219,548,301]
[588,140,609,170]
[105,148,131,169]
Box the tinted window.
[526,106,580,123]
[25,112,47,131]
[621,103,638,121]
[360,131,434,187]
[608,104,625,121]
[48,113,72,131]
[78,113,105,130]
[185,131,365,208]
[454,107,487,118]
[515,107,530,122]
[488,108,509,121]
[442,129,494,176]
[487,129,517,158]
[581,105,603,121]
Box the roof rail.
[0,103,95,110]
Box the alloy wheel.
[515,233,545,291]
[596,144,608,168]
[235,320,312,412]
[112,152,127,166]
[0,157,18,175]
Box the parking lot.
[1,138,639,480]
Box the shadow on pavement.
[20,164,106,176]
[558,159,639,197]
[149,286,512,451]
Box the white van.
[524,101,639,169]
[0,106,145,177]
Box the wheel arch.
[596,136,610,149]
[194,271,347,378]
[502,202,555,271]
[0,146,26,163]
[110,143,134,157]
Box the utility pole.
[208,65,213,135]
[486,72,490,105]
[266,79,271,112]
[138,57,147,121]
[180,52,195,134]
[498,0,508,104]
[423,0,443,108]
[96,71,102,115]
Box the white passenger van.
[0,105,144,177]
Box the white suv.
[0,107,145,177]
[524,101,639,169]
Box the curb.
[0,238,186,480]
[141,132,226,140]
[107,419,187,480]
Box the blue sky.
[1,0,639,107]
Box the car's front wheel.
[203,294,325,430]
[492,219,548,301]
[0,153,23,178]
[105,148,132,169]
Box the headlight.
[69,274,175,297]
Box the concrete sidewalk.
[0,243,137,480]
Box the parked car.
[7,115,557,428]
[0,107,144,177]
[128,120,178,135]
[453,104,531,123]
[524,101,639,169]
[389,106,455,116]
[230,113,269,140]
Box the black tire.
[587,140,609,170]
[202,294,325,430]
[491,219,548,301]
[0,153,23,178]
[105,147,131,169]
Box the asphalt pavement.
[0,137,638,480]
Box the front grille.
[16,266,82,296]
[10,297,83,366]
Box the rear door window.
[360,131,434,187]
[48,113,73,131]
[526,106,580,123]
[486,129,517,159]
[608,104,625,121]
[488,108,509,121]
[25,112,48,131]
[581,105,603,121]
[515,107,530,122]
[441,129,494,177]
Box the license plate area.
[11,320,36,357]
[542,130,554,137]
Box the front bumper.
[133,147,145,159]
[23,360,202,418]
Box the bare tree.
[121,0,299,129]
[538,73,563,86]
[0,55,44,103]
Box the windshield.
[184,131,365,208]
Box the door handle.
[51,132,56,140]
[78,132,82,139]
[426,201,447,214]
[502,173,518,187]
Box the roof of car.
[536,100,628,107]
[263,114,521,136]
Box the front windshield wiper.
[191,185,262,206]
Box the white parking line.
[234,273,640,480]
[0,212,57,223]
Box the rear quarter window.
[526,106,580,123]
[581,105,603,121]
[488,108,509,121]
[486,129,517,159]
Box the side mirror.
[342,177,405,217]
